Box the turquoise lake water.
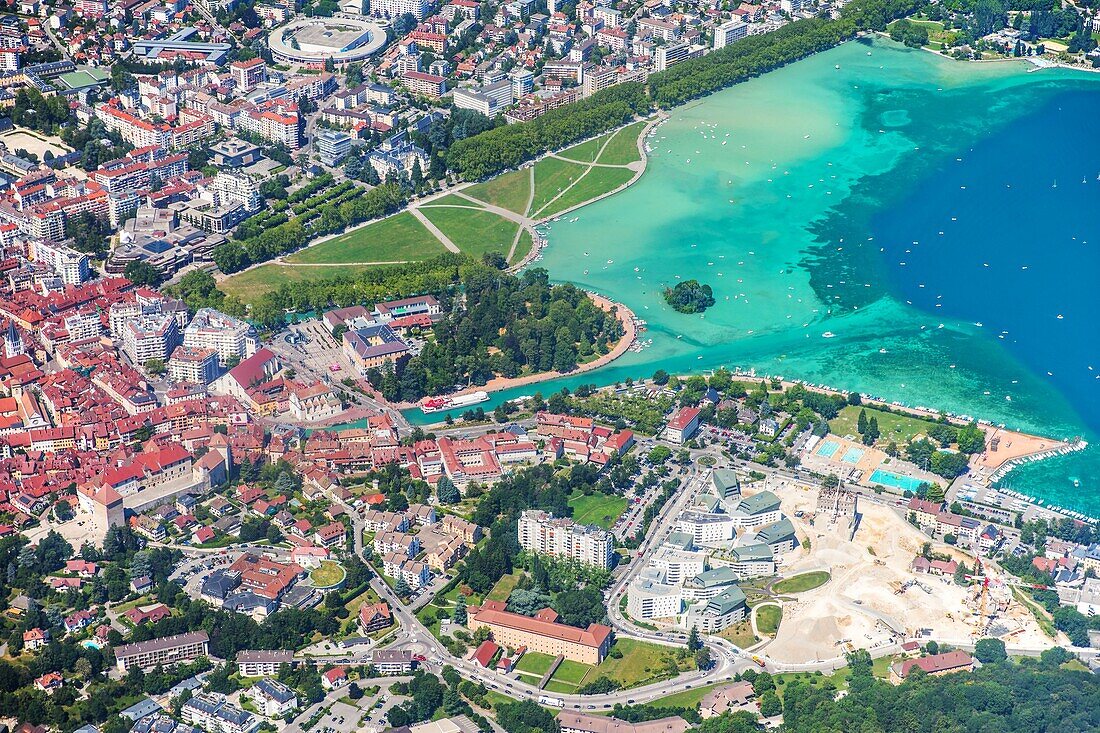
[404,38,1100,516]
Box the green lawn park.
[462,167,532,215]
[485,571,523,603]
[538,167,636,220]
[286,211,445,264]
[595,121,646,166]
[309,560,346,587]
[828,404,938,446]
[755,605,782,636]
[218,262,379,303]
[568,491,628,530]
[530,158,589,215]
[772,571,830,594]
[419,206,520,261]
[557,136,606,163]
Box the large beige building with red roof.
[466,600,612,664]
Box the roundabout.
[268,17,387,66]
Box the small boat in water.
[822,332,836,339]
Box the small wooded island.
[664,279,716,313]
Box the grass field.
[718,620,759,649]
[515,651,557,677]
[219,262,379,302]
[595,638,691,688]
[286,211,445,264]
[756,605,782,636]
[310,560,345,587]
[773,571,830,594]
[531,158,588,215]
[596,121,646,166]
[538,167,636,219]
[568,491,628,529]
[558,136,606,163]
[644,683,725,711]
[419,194,484,209]
[512,229,534,263]
[485,572,523,603]
[829,405,937,446]
[419,206,519,260]
[463,167,532,215]
[552,659,592,684]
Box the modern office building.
[316,129,352,166]
[518,509,613,568]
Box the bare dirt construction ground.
[760,478,1053,664]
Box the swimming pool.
[841,447,864,464]
[869,469,927,492]
[816,440,841,458]
[81,639,102,650]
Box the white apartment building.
[246,679,298,718]
[122,313,180,366]
[677,510,736,547]
[370,0,430,20]
[518,509,613,568]
[654,42,691,72]
[168,345,220,384]
[182,692,260,733]
[651,546,707,584]
[183,308,258,367]
[207,172,263,214]
[713,19,748,49]
[29,239,90,284]
[62,311,103,342]
[453,79,513,117]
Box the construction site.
[755,474,1060,665]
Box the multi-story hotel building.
[518,509,613,568]
[113,630,210,671]
[467,600,612,664]
[713,19,748,49]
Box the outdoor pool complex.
[816,440,841,458]
[869,469,927,492]
[841,447,864,464]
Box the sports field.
[286,211,445,264]
[568,491,627,529]
[57,68,109,89]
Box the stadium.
[268,18,388,66]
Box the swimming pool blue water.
[869,469,927,492]
[841,447,864,464]
[81,640,102,650]
[817,440,841,458]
